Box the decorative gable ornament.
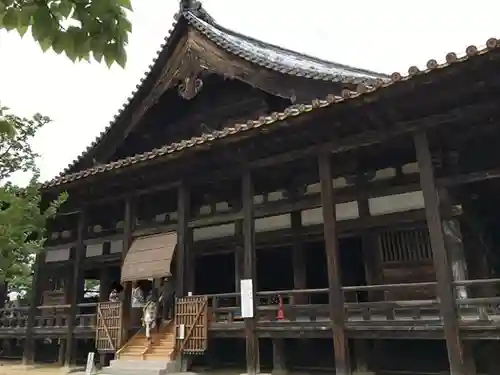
[178,75,203,100]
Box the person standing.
[162,276,176,320]
[143,297,157,342]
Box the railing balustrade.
[206,278,500,328]
[2,279,500,333]
[0,302,98,331]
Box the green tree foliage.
[0,0,132,67]
[0,108,68,288]
[0,0,132,297]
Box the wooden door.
[175,296,208,355]
[96,302,122,353]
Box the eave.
[41,36,500,190]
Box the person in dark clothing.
[162,276,176,320]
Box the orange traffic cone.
[276,295,285,321]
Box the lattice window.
[379,228,432,263]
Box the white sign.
[240,279,254,318]
[178,323,185,340]
[85,352,95,375]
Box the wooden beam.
[414,131,466,375]
[242,170,259,375]
[318,153,350,375]
[43,97,499,196]
[247,98,499,171]
[64,208,87,366]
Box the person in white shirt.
[109,289,120,302]
[131,285,144,308]
[143,297,157,341]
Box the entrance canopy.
[121,232,177,282]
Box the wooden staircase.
[116,322,175,361]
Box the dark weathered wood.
[242,170,259,375]
[175,181,192,372]
[414,131,466,375]
[291,210,307,304]
[440,188,468,299]
[318,153,350,375]
[64,208,86,366]
[0,281,6,309]
[121,197,134,344]
[177,181,190,297]
[358,176,384,301]
[234,220,243,293]
[22,252,45,365]
[58,339,66,366]
[99,267,110,302]
[353,339,372,373]
[272,338,287,375]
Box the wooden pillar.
[440,189,469,299]
[414,131,466,375]
[58,340,66,366]
[121,197,134,344]
[357,177,383,302]
[318,153,350,375]
[272,339,287,375]
[291,209,307,304]
[234,220,243,293]
[22,252,45,365]
[353,339,375,375]
[0,281,7,308]
[176,181,190,298]
[99,267,110,302]
[176,181,191,371]
[242,170,259,375]
[64,208,86,367]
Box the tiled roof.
[58,1,388,178]
[41,36,500,189]
[183,10,387,83]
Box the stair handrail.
[115,328,143,358]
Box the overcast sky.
[0,0,498,185]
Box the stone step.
[99,368,166,375]
[150,348,174,354]
[121,347,149,354]
[110,359,171,369]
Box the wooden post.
[272,339,287,375]
[357,176,383,302]
[176,181,190,298]
[0,281,6,308]
[353,339,375,375]
[58,340,66,367]
[64,208,86,367]
[99,267,110,303]
[22,252,45,365]
[414,131,466,375]
[121,197,134,344]
[440,189,469,299]
[291,209,307,304]
[242,170,259,375]
[235,220,243,293]
[176,181,191,371]
[318,153,350,375]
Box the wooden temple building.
[2,1,500,374]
